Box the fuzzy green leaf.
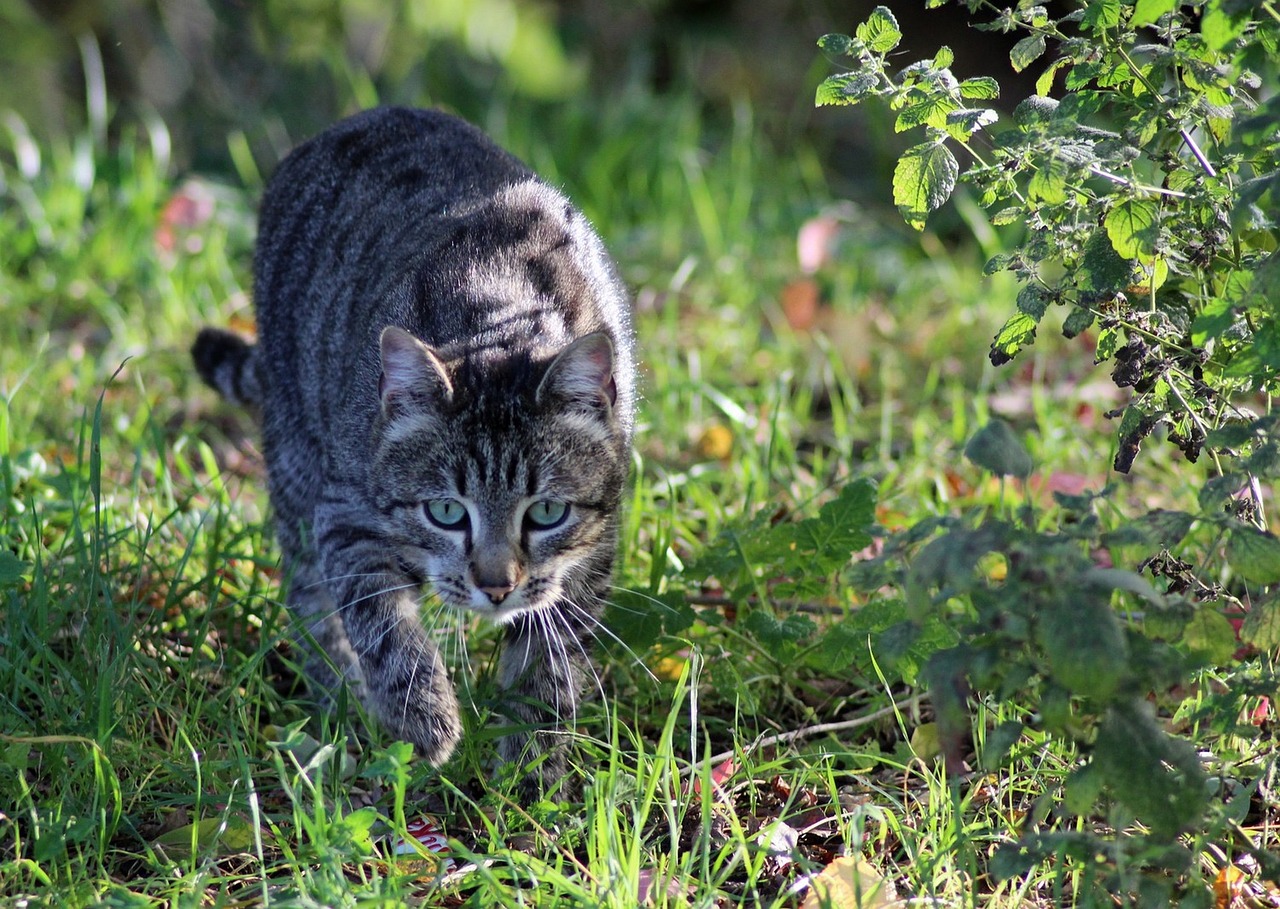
[990,311,1038,365]
[933,45,954,68]
[958,76,1000,100]
[1013,95,1058,129]
[1010,35,1046,73]
[1227,528,1280,584]
[1062,306,1096,339]
[815,71,880,106]
[1035,58,1070,97]
[1037,591,1128,701]
[964,419,1034,478]
[1179,609,1238,664]
[1201,0,1251,51]
[1094,701,1208,838]
[743,609,817,660]
[1027,151,1070,203]
[1241,597,1280,649]
[783,479,876,554]
[1105,198,1160,263]
[1016,284,1050,319]
[856,6,901,53]
[896,94,958,132]
[893,140,957,231]
[604,589,695,651]
[1131,0,1176,26]
[1082,0,1122,31]
[1078,229,1135,294]
[817,33,854,55]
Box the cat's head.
[370,326,628,622]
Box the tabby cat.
[193,107,636,792]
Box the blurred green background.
[2,0,1031,200]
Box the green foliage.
[818,5,1280,898]
[818,0,1280,478]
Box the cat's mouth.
[432,575,559,622]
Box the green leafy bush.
[817,1,1279,478]
[815,2,1280,902]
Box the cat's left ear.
[379,326,453,416]
[537,332,617,418]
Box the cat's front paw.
[370,673,462,767]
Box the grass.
[1,62,1270,908]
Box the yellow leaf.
[801,855,897,908]
[909,722,943,762]
[695,424,733,461]
[652,655,688,681]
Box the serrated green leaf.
[1179,609,1238,664]
[1037,591,1128,700]
[1064,762,1106,815]
[1227,528,1280,584]
[0,551,30,586]
[990,311,1038,364]
[817,33,854,55]
[1082,0,1122,31]
[1010,35,1047,73]
[1131,0,1176,26]
[893,140,957,231]
[1201,0,1250,51]
[1105,198,1160,263]
[816,71,880,107]
[1013,94,1059,129]
[1016,284,1050,319]
[1036,57,1070,96]
[807,619,883,672]
[604,588,695,652]
[958,76,1000,100]
[933,45,954,68]
[856,6,902,53]
[1078,229,1135,294]
[964,419,1034,478]
[1062,306,1096,338]
[1241,597,1280,649]
[743,609,817,660]
[945,108,998,138]
[781,479,876,557]
[1093,701,1208,838]
[991,207,1021,226]
[1094,324,1121,363]
[1191,296,1238,346]
[1028,151,1070,204]
[895,93,959,132]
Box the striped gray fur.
[192,107,635,795]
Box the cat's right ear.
[379,326,453,417]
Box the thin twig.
[695,694,924,773]
[1179,127,1217,178]
[1088,164,1188,198]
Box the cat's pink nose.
[480,584,514,605]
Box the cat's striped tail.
[192,328,263,408]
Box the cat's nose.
[479,583,515,604]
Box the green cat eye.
[526,500,569,529]
[425,498,468,529]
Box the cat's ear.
[379,326,452,416]
[537,332,617,418]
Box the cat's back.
[254,107,532,314]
